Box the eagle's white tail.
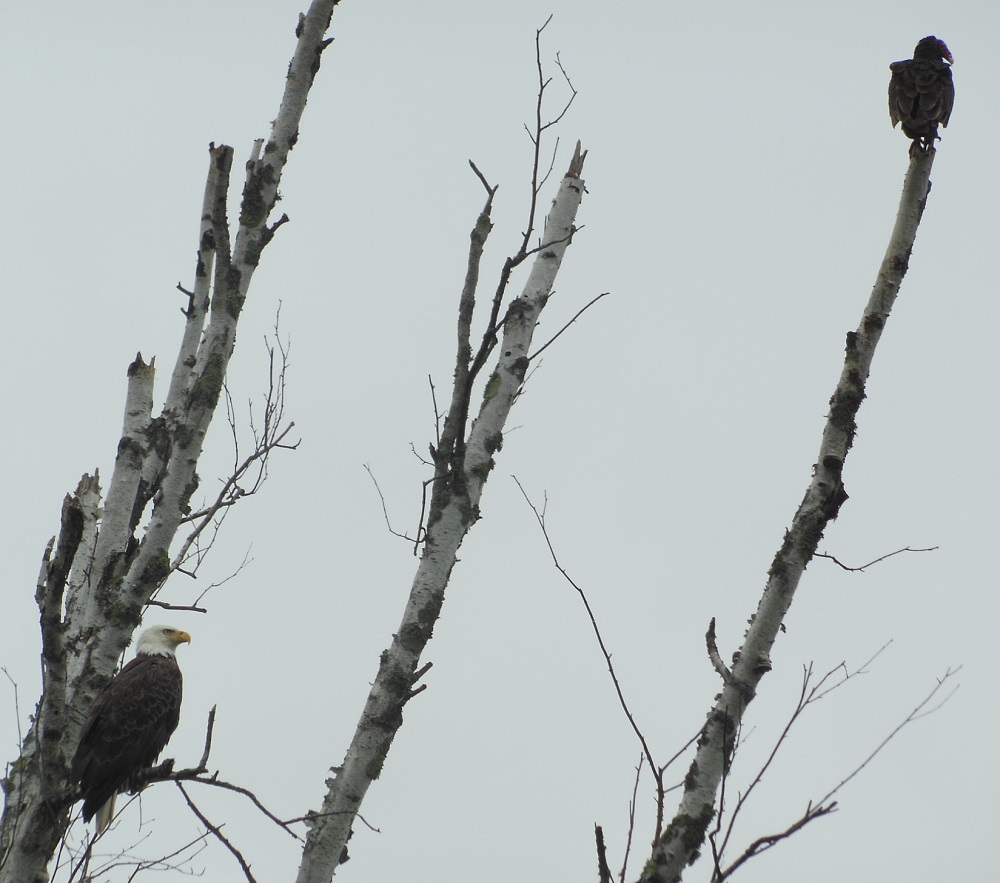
[95,793,117,834]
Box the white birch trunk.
[637,151,938,883]
[295,150,588,883]
[0,4,340,880]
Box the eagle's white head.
[135,625,192,658]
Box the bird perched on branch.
[889,36,954,156]
[72,625,192,833]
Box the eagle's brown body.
[71,626,190,831]
[889,36,954,156]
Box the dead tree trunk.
[0,4,341,880]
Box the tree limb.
[0,5,342,880]
[294,51,586,876]
[638,150,941,883]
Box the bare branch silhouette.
[709,654,958,880]
[172,319,299,585]
[816,545,939,572]
[618,758,643,883]
[515,478,703,842]
[178,782,257,883]
[528,291,609,361]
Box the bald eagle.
[71,625,192,832]
[889,36,954,156]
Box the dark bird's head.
[135,625,192,658]
[914,36,953,65]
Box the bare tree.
[296,137,587,883]
[0,6,958,883]
[631,152,943,883]
[1,5,592,882]
[0,3,342,881]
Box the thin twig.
[172,317,299,585]
[177,782,257,883]
[712,651,953,880]
[546,51,579,133]
[151,709,300,842]
[178,776,302,840]
[288,809,380,834]
[520,14,556,252]
[428,375,442,449]
[197,706,217,769]
[364,464,418,543]
[812,666,960,807]
[713,648,887,865]
[816,545,938,572]
[513,479,658,781]
[468,160,497,197]
[146,600,209,613]
[0,668,24,874]
[192,549,254,606]
[528,291,609,361]
[714,803,838,881]
[618,758,643,883]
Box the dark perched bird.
[71,625,192,832]
[889,36,954,156]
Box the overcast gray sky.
[2,1,996,881]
